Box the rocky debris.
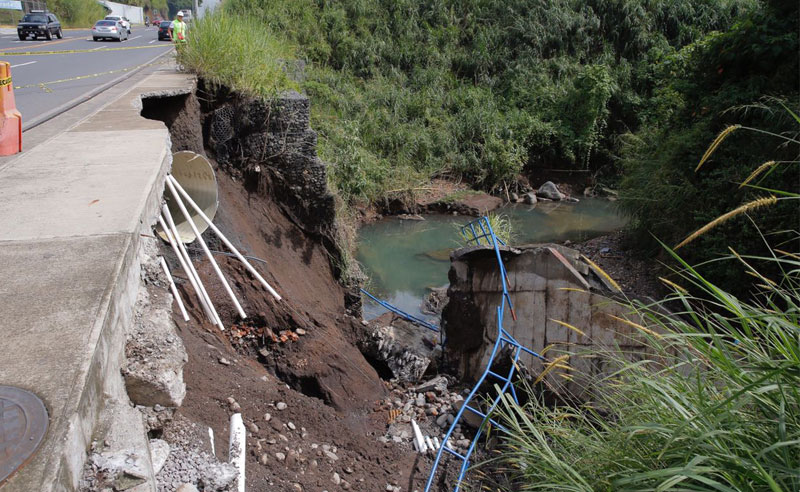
[414,375,449,394]
[536,181,566,201]
[124,251,188,407]
[149,439,171,475]
[136,404,176,435]
[80,450,150,491]
[421,286,448,316]
[358,313,441,382]
[175,484,200,492]
[376,378,479,457]
[156,445,237,492]
[523,192,537,205]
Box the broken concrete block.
[359,314,440,383]
[149,439,170,475]
[123,277,188,407]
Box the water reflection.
[357,198,625,320]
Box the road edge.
[22,45,174,132]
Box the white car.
[92,19,128,41]
[104,15,131,34]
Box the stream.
[357,198,626,321]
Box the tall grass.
[180,10,298,98]
[483,246,800,491]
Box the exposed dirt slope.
[163,166,435,490]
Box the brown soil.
[161,167,445,491]
[572,230,665,301]
[360,178,503,224]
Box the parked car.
[17,10,62,40]
[104,15,131,34]
[157,20,172,41]
[92,20,128,41]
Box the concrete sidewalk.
[0,67,193,491]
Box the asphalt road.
[0,26,174,128]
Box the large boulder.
[536,181,565,200]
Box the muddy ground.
[159,166,468,491]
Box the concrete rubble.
[358,313,441,382]
[376,376,484,457]
[123,239,188,408]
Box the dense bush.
[189,0,755,203]
[618,0,799,294]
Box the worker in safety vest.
[169,11,187,45]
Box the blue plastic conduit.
[424,216,545,492]
[360,288,440,333]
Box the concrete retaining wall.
[99,0,144,24]
[443,244,650,401]
[0,69,194,491]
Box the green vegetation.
[185,0,758,203]
[617,0,799,294]
[483,246,800,491]
[49,0,107,27]
[179,11,298,97]
[182,0,798,291]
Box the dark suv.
[157,20,172,41]
[17,11,62,40]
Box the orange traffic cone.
[0,61,22,156]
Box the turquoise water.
[357,198,626,320]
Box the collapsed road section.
[1,62,652,492]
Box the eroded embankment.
[141,85,437,491]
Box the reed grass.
[740,160,778,188]
[480,246,800,492]
[675,195,778,249]
[695,124,741,172]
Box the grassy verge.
[482,246,800,491]
[179,10,298,98]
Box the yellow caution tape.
[0,76,11,87]
[14,58,170,91]
[0,44,172,56]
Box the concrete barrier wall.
[99,0,144,24]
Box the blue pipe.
[360,288,440,333]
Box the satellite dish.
[159,151,218,243]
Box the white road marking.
[129,35,141,40]
[148,40,155,44]
[10,61,37,68]
[90,45,108,50]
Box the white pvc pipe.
[433,436,440,450]
[167,174,282,301]
[229,413,246,492]
[411,419,427,454]
[208,426,216,458]
[158,214,216,324]
[425,436,435,454]
[161,208,223,329]
[166,177,248,319]
[159,256,190,321]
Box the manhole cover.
[0,386,48,485]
